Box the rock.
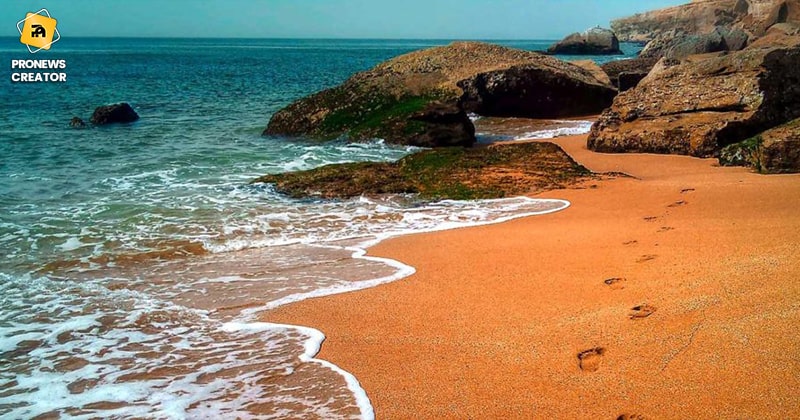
[547,27,623,55]
[405,101,476,148]
[571,60,613,86]
[252,142,591,200]
[457,64,617,119]
[719,27,751,50]
[611,0,748,43]
[265,42,575,147]
[600,57,659,89]
[720,118,800,172]
[640,27,750,60]
[69,117,86,128]
[612,0,800,47]
[90,103,139,125]
[587,44,800,157]
[617,72,648,92]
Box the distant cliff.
[611,0,799,43]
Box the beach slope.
[264,135,800,419]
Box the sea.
[0,38,641,419]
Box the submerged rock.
[69,116,86,128]
[547,27,623,55]
[252,142,592,200]
[588,44,800,157]
[90,103,139,125]
[265,42,614,147]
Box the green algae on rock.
[720,118,800,173]
[251,142,592,200]
[264,41,614,147]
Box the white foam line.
[235,197,571,420]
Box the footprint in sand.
[668,200,687,208]
[643,216,659,222]
[636,255,658,263]
[629,304,657,320]
[578,347,605,372]
[604,277,626,290]
[623,240,638,246]
[681,188,696,194]
[658,226,675,233]
[617,414,647,420]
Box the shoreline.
[263,134,800,418]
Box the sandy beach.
[264,134,800,419]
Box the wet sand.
[264,134,800,419]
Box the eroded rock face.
[265,42,578,147]
[721,118,800,172]
[614,0,800,48]
[639,27,750,60]
[457,64,617,119]
[547,27,623,55]
[90,103,139,125]
[600,57,660,89]
[587,45,800,157]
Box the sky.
[3,0,687,39]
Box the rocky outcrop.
[252,142,591,200]
[612,0,800,50]
[457,64,617,119]
[587,44,800,157]
[265,42,616,147]
[720,118,800,172]
[547,27,623,55]
[600,57,660,90]
[90,103,139,125]
[639,27,750,60]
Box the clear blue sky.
[3,0,686,39]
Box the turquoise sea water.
[0,38,638,418]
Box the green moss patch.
[252,142,593,200]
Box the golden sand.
[264,135,800,419]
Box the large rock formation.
[547,27,623,55]
[612,0,800,57]
[456,62,617,119]
[587,44,800,157]
[90,103,139,125]
[265,42,614,147]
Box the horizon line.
[0,35,581,42]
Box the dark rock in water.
[265,42,573,147]
[547,27,623,55]
[90,103,139,125]
[252,142,592,200]
[588,44,800,158]
[721,118,800,173]
[600,57,659,89]
[69,117,86,128]
[457,64,617,118]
